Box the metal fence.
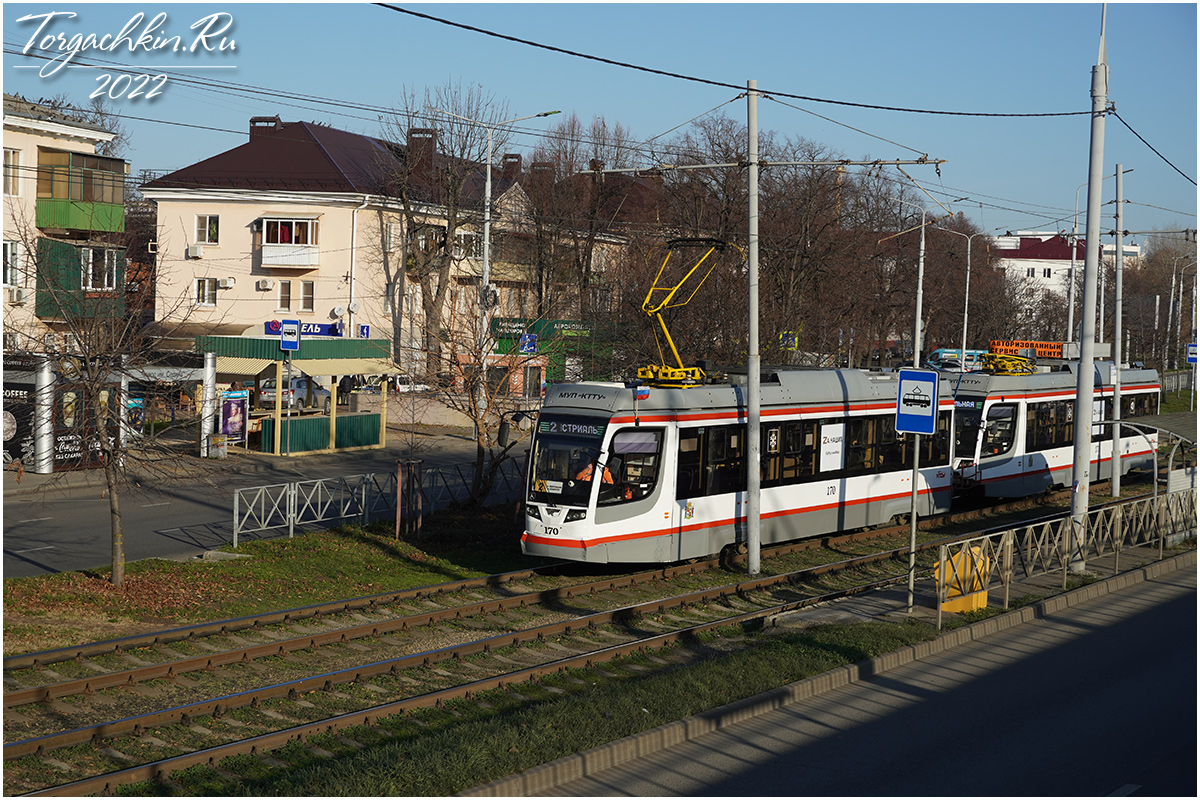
[1162,370,1195,394]
[232,457,525,546]
[935,486,1196,628]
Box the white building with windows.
[990,231,1142,300]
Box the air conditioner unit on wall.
[187,244,204,259]
[7,287,28,305]
[256,278,275,291]
[217,277,235,289]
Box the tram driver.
[574,452,633,501]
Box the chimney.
[407,128,437,177]
[249,116,282,139]
[501,154,521,183]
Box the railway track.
[0,486,1134,795]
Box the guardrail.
[935,487,1196,629]
[232,457,525,546]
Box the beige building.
[3,94,128,354]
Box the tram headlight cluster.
[526,505,541,520]
[565,509,587,522]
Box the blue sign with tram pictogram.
[896,368,938,435]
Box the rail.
[232,457,524,545]
[936,487,1196,628]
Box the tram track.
[1,486,1122,795]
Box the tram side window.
[1026,400,1074,452]
[1125,392,1159,418]
[877,414,906,470]
[785,421,818,483]
[844,417,875,473]
[916,411,952,465]
[602,429,662,504]
[706,424,746,495]
[677,428,703,499]
[981,404,1017,457]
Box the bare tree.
[4,206,220,586]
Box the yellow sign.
[989,339,1064,358]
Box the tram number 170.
[542,526,560,536]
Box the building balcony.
[261,243,320,268]
[36,199,125,233]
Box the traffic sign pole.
[896,368,938,612]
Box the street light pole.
[937,228,987,364]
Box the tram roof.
[542,369,948,415]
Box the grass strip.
[118,619,936,796]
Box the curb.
[461,550,1197,797]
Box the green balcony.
[36,199,125,233]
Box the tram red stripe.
[524,483,953,551]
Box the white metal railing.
[935,488,1196,628]
[232,457,524,545]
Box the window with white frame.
[195,215,219,245]
[278,280,292,311]
[385,222,399,252]
[1026,267,1036,278]
[3,149,19,196]
[300,280,314,312]
[195,277,218,306]
[1042,268,1052,279]
[81,247,119,291]
[3,241,22,287]
[264,219,317,245]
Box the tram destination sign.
[896,368,938,436]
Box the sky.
[3,2,1196,244]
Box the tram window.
[921,411,952,464]
[677,428,703,499]
[844,417,874,473]
[1126,392,1158,418]
[761,426,782,485]
[706,425,746,495]
[780,420,818,483]
[981,404,1017,457]
[1027,400,1075,451]
[877,415,906,470]
[602,429,662,505]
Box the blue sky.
[4,3,1196,242]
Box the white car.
[392,375,432,393]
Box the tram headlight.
[526,505,542,520]
[565,509,587,522]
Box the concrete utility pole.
[746,80,762,576]
[1111,165,1124,498]
[1070,4,1110,572]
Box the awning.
[216,356,397,381]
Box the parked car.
[392,374,432,393]
[258,375,332,412]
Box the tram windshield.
[953,398,985,459]
[528,413,609,507]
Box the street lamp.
[1069,168,1132,342]
[893,199,929,364]
[936,228,989,367]
[428,106,560,438]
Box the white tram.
[950,363,1161,498]
[521,369,956,564]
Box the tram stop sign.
[896,368,938,435]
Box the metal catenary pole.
[746,80,762,576]
[1070,4,1110,572]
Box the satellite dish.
[332,305,347,318]
[347,301,361,314]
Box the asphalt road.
[3,432,493,578]
[540,564,1197,797]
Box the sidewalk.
[466,547,1197,796]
